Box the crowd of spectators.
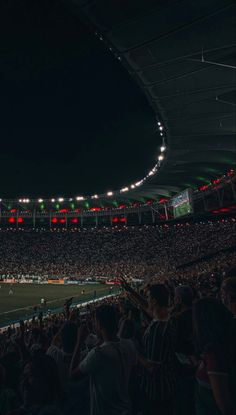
[0,219,235,281]
[0,219,235,414]
[0,268,236,415]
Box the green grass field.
[0,283,117,327]
[174,202,191,218]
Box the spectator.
[8,354,63,415]
[193,298,235,415]
[47,321,77,389]
[139,284,176,415]
[221,278,236,317]
[70,304,137,415]
[173,285,195,415]
[0,363,18,415]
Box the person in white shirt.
[70,304,137,415]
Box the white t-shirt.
[79,338,137,415]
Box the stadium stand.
[0,219,235,281]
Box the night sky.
[0,0,157,199]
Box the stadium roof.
[64,0,236,202]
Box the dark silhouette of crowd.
[0,268,235,415]
[0,219,235,280]
[0,219,236,415]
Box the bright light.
[158,122,161,126]
[120,187,129,192]
[38,198,43,203]
[92,194,98,199]
[160,132,163,136]
[158,155,164,161]
[131,184,135,189]
[0,199,2,202]
[159,126,163,131]
[58,198,64,202]
[76,196,84,201]
[51,198,55,202]
[135,181,141,187]
[160,145,166,152]
[148,170,155,176]
[107,191,113,196]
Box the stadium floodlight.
[158,122,161,126]
[160,145,166,152]
[38,198,43,203]
[120,187,129,192]
[158,155,164,161]
[159,126,163,131]
[58,198,64,202]
[107,191,113,196]
[76,196,84,201]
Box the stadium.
[0,1,236,415]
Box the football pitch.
[174,202,191,218]
[0,283,117,327]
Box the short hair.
[149,284,170,307]
[222,278,236,302]
[95,305,118,336]
[175,285,193,307]
[61,322,77,353]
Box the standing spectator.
[0,363,18,415]
[139,284,176,415]
[47,321,77,389]
[193,298,235,415]
[221,277,236,409]
[173,285,195,415]
[8,354,63,415]
[70,304,137,415]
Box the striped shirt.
[141,318,176,401]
